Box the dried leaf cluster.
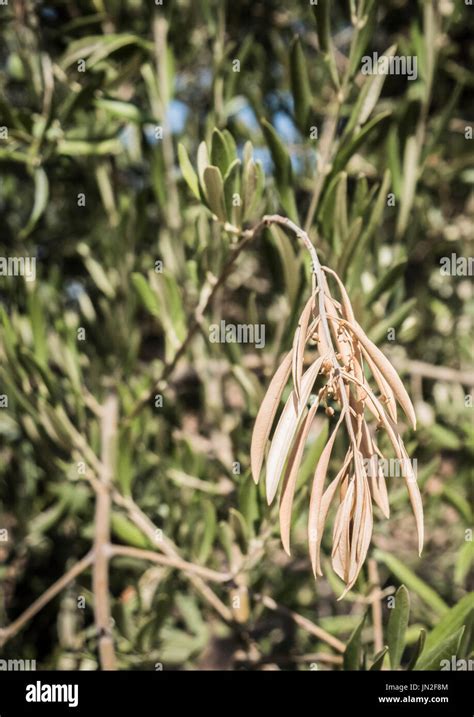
[251,218,423,596]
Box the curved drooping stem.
[260,215,358,446]
[253,219,422,580]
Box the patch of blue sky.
[119,124,135,148]
[250,146,272,173]
[65,279,85,301]
[141,100,189,146]
[231,103,260,133]
[272,111,307,174]
[273,110,299,145]
[167,100,189,134]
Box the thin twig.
[395,359,474,387]
[109,545,232,583]
[254,652,343,667]
[83,389,104,417]
[0,502,234,648]
[93,393,118,671]
[258,595,346,653]
[0,551,94,648]
[368,558,384,655]
[167,469,234,495]
[112,492,233,622]
[358,586,395,605]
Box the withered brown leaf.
[250,216,423,594]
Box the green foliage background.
[0,0,473,670]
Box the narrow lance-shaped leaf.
[407,629,426,671]
[261,117,299,222]
[363,350,398,423]
[454,541,474,586]
[203,165,227,221]
[111,512,152,549]
[265,354,326,505]
[210,128,231,175]
[387,585,410,669]
[370,646,389,671]
[224,159,242,226]
[343,612,366,671]
[242,158,257,220]
[345,319,416,429]
[415,627,465,671]
[346,466,373,591]
[251,351,293,484]
[345,369,423,553]
[368,298,417,345]
[178,143,200,199]
[290,36,312,133]
[345,45,397,134]
[95,98,144,122]
[197,140,209,188]
[396,135,419,238]
[347,0,377,78]
[339,170,391,278]
[57,138,122,156]
[312,0,331,53]
[20,167,49,239]
[375,551,448,617]
[261,118,292,188]
[312,0,338,87]
[366,259,407,304]
[131,273,160,317]
[279,396,320,555]
[197,501,217,563]
[332,478,355,584]
[308,410,346,575]
[292,293,317,401]
[332,111,391,174]
[313,449,353,576]
[222,129,238,161]
[59,33,149,70]
[423,593,474,654]
[84,255,116,299]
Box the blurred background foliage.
[0,0,473,670]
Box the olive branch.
[248,215,423,596]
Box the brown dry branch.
[368,558,384,655]
[258,594,345,653]
[0,531,233,650]
[397,359,474,387]
[251,216,423,597]
[109,545,232,583]
[111,492,233,622]
[0,551,94,649]
[258,652,343,667]
[0,486,233,650]
[93,393,118,671]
